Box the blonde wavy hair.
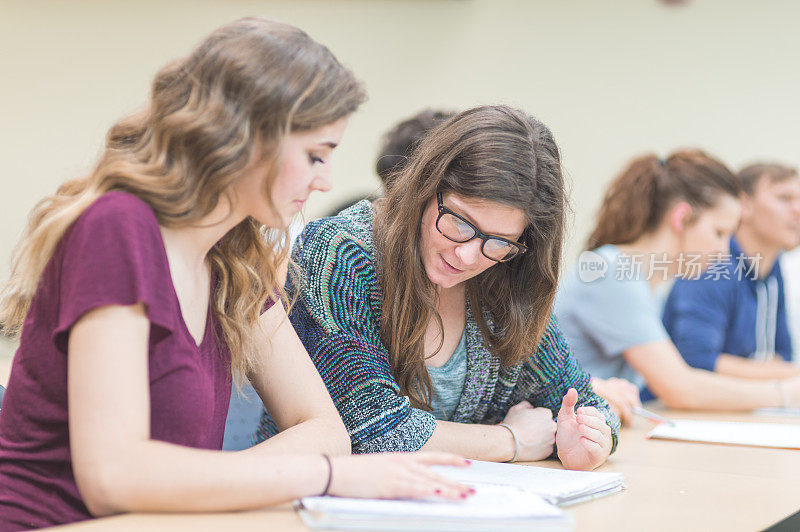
[0,17,366,384]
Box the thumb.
[558,388,579,419]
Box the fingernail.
[464,459,472,465]
[435,489,442,495]
[460,492,469,499]
[469,488,476,494]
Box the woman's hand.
[328,452,474,500]
[591,377,640,425]
[555,388,613,471]
[500,401,557,462]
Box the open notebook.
[297,461,626,531]
[297,484,572,531]
[432,460,626,506]
[648,419,800,449]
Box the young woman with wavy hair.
[256,105,620,471]
[555,150,800,414]
[0,18,470,530]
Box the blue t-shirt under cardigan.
[254,201,619,453]
[427,330,468,421]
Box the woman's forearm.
[626,342,784,411]
[79,443,328,517]
[420,420,515,461]
[652,367,783,410]
[248,417,351,456]
[714,354,800,380]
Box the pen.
[632,406,676,426]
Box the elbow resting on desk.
[74,446,146,517]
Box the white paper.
[301,484,563,520]
[431,460,625,505]
[647,419,800,449]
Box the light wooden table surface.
[49,408,799,532]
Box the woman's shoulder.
[71,191,160,238]
[84,190,156,220]
[298,199,376,263]
[559,244,651,304]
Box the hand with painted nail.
[555,388,613,471]
[328,452,474,500]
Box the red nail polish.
[464,459,472,465]
[460,492,468,499]
[434,489,442,495]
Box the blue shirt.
[427,330,468,421]
[662,238,793,371]
[555,245,669,393]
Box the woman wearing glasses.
[255,106,618,470]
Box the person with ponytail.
[555,150,800,414]
[256,106,619,471]
[0,18,470,531]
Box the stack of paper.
[432,460,626,506]
[648,419,800,449]
[297,484,572,531]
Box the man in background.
[663,163,800,379]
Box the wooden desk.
[53,409,800,532]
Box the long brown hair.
[0,17,366,384]
[586,150,740,250]
[374,105,565,409]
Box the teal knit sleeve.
[287,218,437,453]
[517,316,620,454]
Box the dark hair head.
[738,163,798,196]
[375,105,565,409]
[375,109,457,186]
[586,149,741,250]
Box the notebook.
[648,419,800,449]
[297,483,572,531]
[432,460,626,506]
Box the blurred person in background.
[556,150,800,412]
[663,163,800,378]
[322,108,456,218]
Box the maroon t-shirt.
[0,192,239,530]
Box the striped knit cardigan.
[254,201,620,454]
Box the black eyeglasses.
[435,192,528,262]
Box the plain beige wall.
[2,0,799,289]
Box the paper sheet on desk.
[298,484,572,531]
[431,460,625,506]
[648,419,800,449]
